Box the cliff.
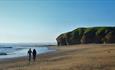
[56,27,115,46]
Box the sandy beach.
[0,44,115,70]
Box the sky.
[0,0,115,43]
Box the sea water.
[0,44,55,59]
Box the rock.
[105,31,115,43]
[56,27,115,46]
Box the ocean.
[0,43,55,59]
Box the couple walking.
[28,48,37,62]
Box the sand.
[0,44,115,70]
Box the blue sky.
[0,0,115,43]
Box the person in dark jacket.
[28,48,32,63]
[33,49,37,61]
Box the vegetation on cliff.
[56,27,115,46]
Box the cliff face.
[56,27,115,46]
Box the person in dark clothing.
[32,49,37,61]
[28,48,32,63]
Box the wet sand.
[0,44,115,70]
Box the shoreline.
[0,46,56,61]
[0,44,115,70]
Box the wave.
[0,47,12,48]
[0,53,7,55]
[0,46,55,59]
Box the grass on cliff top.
[57,27,115,39]
[73,27,115,35]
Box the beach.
[0,44,115,70]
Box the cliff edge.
[56,27,115,46]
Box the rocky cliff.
[56,27,115,46]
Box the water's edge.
[0,46,56,60]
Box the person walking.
[28,48,32,63]
[32,49,37,61]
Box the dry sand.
[0,44,115,70]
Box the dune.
[0,44,115,70]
